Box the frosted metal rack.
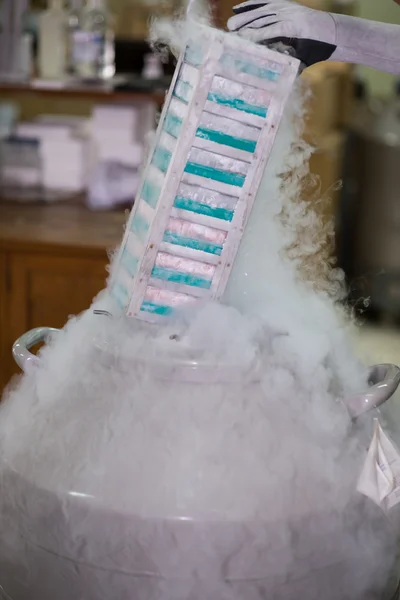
[110,26,300,321]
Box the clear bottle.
[18,4,34,81]
[66,0,82,76]
[0,1,14,77]
[73,0,115,81]
[38,0,67,80]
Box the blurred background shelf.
[0,81,167,105]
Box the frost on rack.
[109,26,300,321]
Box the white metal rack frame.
[110,26,300,321]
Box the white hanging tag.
[357,419,400,510]
[380,424,400,510]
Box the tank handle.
[12,327,60,374]
[345,364,400,419]
[11,329,400,416]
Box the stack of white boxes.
[13,103,157,195]
[90,102,156,170]
[16,117,88,192]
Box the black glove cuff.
[262,37,336,67]
[294,38,337,66]
[232,3,267,14]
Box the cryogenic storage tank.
[1,317,400,600]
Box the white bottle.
[73,0,114,80]
[38,0,66,80]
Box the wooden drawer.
[2,251,108,387]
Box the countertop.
[0,201,127,254]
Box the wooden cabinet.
[8,254,107,337]
[0,202,125,390]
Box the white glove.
[227,0,400,74]
[228,0,336,67]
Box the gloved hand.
[227,0,400,75]
[227,0,337,67]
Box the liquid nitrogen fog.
[1,23,400,600]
